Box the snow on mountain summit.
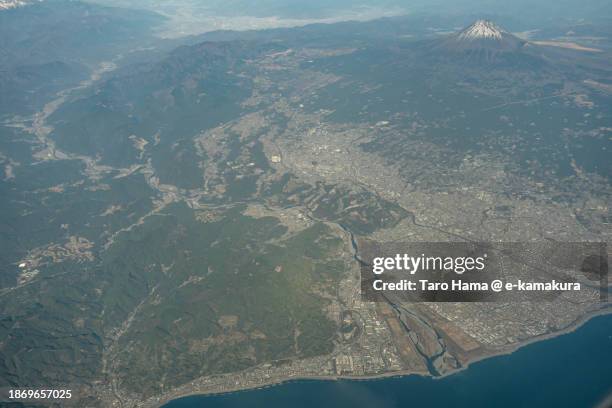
[458,20,504,41]
[431,19,528,63]
[0,0,37,11]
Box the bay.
[164,313,612,408]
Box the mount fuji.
[435,20,528,62]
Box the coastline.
[147,306,612,408]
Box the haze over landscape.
[0,1,610,407]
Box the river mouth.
[161,313,612,408]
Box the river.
[162,313,612,408]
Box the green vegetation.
[100,204,343,396]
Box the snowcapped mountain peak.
[432,19,526,62]
[0,0,36,11]
[458,20,504,41]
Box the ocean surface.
[163,313,612,408]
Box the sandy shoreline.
[147,306,612,408]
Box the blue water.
[164,314,612,408]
